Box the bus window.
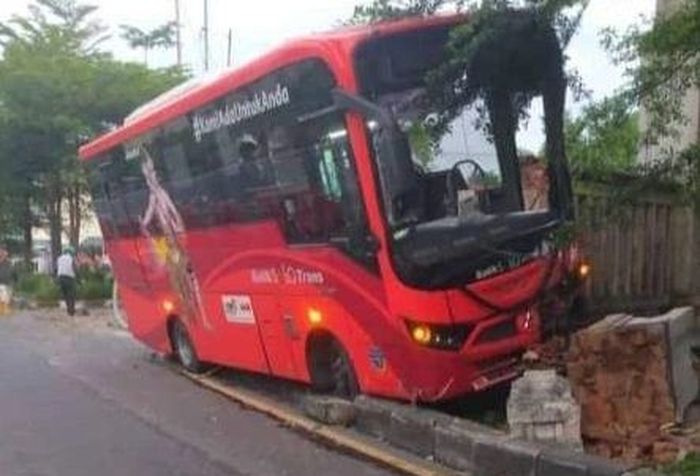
[261,115,367,253]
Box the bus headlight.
[405,319,472,351]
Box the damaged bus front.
[335,17,585,397]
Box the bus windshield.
[355,24,569,288]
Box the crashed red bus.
[79,15,583,401]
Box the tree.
[603,0,700,146]
[348,0,465,24]
[349,0,587,213]
[0,0,186,266]
[120,22,177,66]
[564,96,639,176]
[599,0,700,209]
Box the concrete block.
[386,405,436,457]
[352,395,394,440]
[434,423,477,472]
[472,438,539,476]
[507,370,583,451]
[626,306,699,422]
[537,447,626,476]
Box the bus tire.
[170,319,207,374]
[308,333,359,399]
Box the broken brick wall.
[566,308,700,465]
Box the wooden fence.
[575,182,699,314]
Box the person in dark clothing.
[56,247,77,316]
[238,134,265,188]
[238,133,274,188]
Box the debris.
[566,307,700,465]
[303,395,356,426]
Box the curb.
[177,369,459,476]
[353,396,636,476]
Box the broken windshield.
[354,21,568,287]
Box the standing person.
[56,247,77,317]
[0,247,12,315]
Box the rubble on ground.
[565,307,700,465]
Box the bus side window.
[267,116,367,251]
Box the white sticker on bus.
[221,295,256,324]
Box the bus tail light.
[404,319,471,351]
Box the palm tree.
[120,21,177,67]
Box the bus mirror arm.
[331,89,393,127]
[331,89,419,226]
[330,233,380,259]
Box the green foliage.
[348,0,464,24]
[0,0,187,261]
[119,22,177,65]
[565,95,639,177]
[663,452,700,476]
[600,0,700,211]
[350,0,588,158]
[16,273,60,305]
[76,267,112,301]
[602,0,700,144]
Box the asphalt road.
[0,311,394,476]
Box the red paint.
[82,15,572,401]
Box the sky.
[0,0,656,151]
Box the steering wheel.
[446,159,488,216]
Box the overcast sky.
[1,0,656,150]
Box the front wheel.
[309,336,359,399]
[330,342,359,398]
[171,320,206,373]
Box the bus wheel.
[170,319,206,374]
[308,334,359,399]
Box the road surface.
[0,310,394,476]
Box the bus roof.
[78,14,463,161]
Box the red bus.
[79,15,582,401]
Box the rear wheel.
[171,319,206,373]
[309,335,359,399]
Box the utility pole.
[227,28,233,67]
[174,0,182,67]
[203,0,210,71]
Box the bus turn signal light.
[405,320,471,351]
[307,308,323,325]
[411,325,432,345]
[162,299,175,314]
[578,262,591,279]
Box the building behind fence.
[575,181,699,314]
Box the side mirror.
[453,161,486,191]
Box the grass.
[663,453,700,476]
